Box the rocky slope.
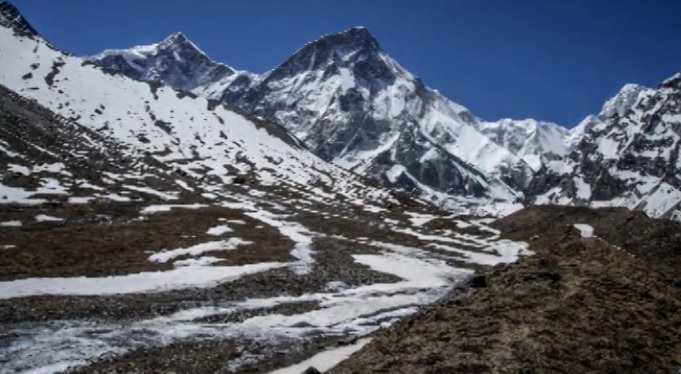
[330,206,681,373]
[528,73,681,221]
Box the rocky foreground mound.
[330,206,681,373]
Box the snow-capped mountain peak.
[476,118,569,171]
[0,1,37,38]
[660,71,681,90]
[0,5,399,214]
[600,83,653,119]
[87,31,248,93]
[567,83,657,147]
[159,31,190,47]
[255,25,412,94]
[314,26,381,51]
[89,24,534,206]
[530,69,681,221]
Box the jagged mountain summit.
[528,72,681,220]
[567,83,657,147]
[91,32,255,94]
[475,118,570,171]
[89,27,537,207]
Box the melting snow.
[245,209,317,275]
[206,224,233,236]
[0,262,285,299]
[68,196,94,204]
[123,185,178,201]
[8,163,31,175]
[0,183,47,205]
[175,179,194,191]
[573,224,594,238]
[363,204,387,213]
[148,238,250,263]
[574,177,592,200]
[35,214,63,222]
[268,338,372,374]
[405,212,437,226]
[98,193,132,202]
[140,203,209,214]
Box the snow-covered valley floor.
[0,194,530,373]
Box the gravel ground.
[329,206,681,374]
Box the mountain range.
[2,1,680,220]
[87,25,681,220]
[2,2,681,372]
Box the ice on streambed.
[0,211,531,374]
[0,261,285,299]
[268,338,372,374]
[246,209,317,275]
[2,250,466,373]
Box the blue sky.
[10,0,681,127]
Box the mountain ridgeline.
[2,3,681,372]
[6,0,680,220]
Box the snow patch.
[268,338,371,374]
[148,238,250,263]
[140,203,208,214]
[35,214,63,222]
[0,262,285,299]
[573,224,594,238]
[206,224,233,236]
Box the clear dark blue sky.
[10,0,681,127]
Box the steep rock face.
[218,28,528,203]
[89,27,528,206]
[89,33,254,93]
[528,73,681,221]
[0,1,38,38]
[476,119,570,171]
[566,83,657,147]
